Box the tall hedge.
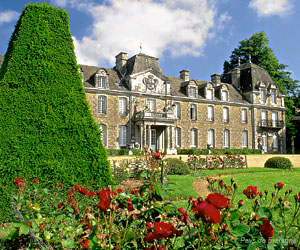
[0,3,112,221]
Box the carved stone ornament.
[143,75,158,90]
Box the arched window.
[242,130,248,148]
[241,109,247,123]
[224,129,230,148]
[99,125,107,147]
[119,97,127,116]
[190,128,198,147]
[208,129,215,148]
[119,125,127,148]
[223,107,229,123]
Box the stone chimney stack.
[115,52,127,73]
[232,68,241,89]
[210,74,221,85]
[180,70,189,81]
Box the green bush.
[107,149,143,156]
[0,3,112,222]
[264,157,293,169]
[177,148,261,155]
[165,158,190,175]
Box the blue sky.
[0,0,299,83]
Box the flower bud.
[231,177,235,183]
[238,200,244,208]
[253,215,259,221]
[289,188,293,194]
[279,197,283,203]
[239,216,244,221]
[234,183,238,190]
[265,189,268,195]
[272,191,276,197]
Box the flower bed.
[8,175,300,249]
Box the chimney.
[115,52,127,73]
[210,73,221,85]
[232,68,240,89]
[180,70,189,81]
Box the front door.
[262,132,268,152]
[151,129,156,151]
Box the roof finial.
[140,42,142,54]
[249,54,252,64]
[238,57,241,66]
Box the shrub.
[165,158,190,175]
[0,3,112,222]
[264,157,293,169]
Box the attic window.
[206,89,213,99]
[221,91,228,101]
[190,87,196,97]
[95,69,108,89]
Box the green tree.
[0,3,112,221]
[223,31,299,138]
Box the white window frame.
[97,76,107,89]
[242,130,248,148]
[208,129,215,148]
[174,102,181,119]
[147,99,156,112]
[271,90,277,104]
[190,87,196,98]
[190,104,197,120]
[273,132,278,148]
[221,91,228,101]
[272,111,278,127]
[206,89,213,100]
[261,110,267,126]
[224,129,230,148]
[119,125,127,147]
[190,128,198,147]
[98,95,107,114]
[223,107,229,123]
[175,127,181,147]
[241,109,247,123]
[99,124,107,147]
[208,106,214,122]
[260,89,266,103]
[119,97,127,116]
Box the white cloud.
[68,0,229,66]
[249,0,293,17]
[0,10,19,26]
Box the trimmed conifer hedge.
[0,3,112,221]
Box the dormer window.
[95,69,108,89]
[190,87,196,98]
[271,90,277,104]
[221,90,228,101]
[206,89,213,99]
[260,89,266,103]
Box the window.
[190,87,196,97]
[99,125,107,147]
[175,127,181,147]
[119,97,127,116]
[273,132,278,148]
[147,99,156,112]
[260,89,266,103]
[241,109,247,123]
[190,128,198,147]
[221,91,228,101]
[271,90,277,104]
[208,129,215,148]
[208,106,214,121]
[224,129,230,148]
[119,125,127,147]
[97,76,107,88]
[190,104,197,120]
[98,96,107,114]
[272,112,278,127]
[206,89,213,99]
[242,130,248,148]
[174,103,181,119]
[223,107,229,123]
[261,110,267,126]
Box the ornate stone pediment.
[143,75,158,90]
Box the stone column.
[142,123,146,149]
[148,125,152,149]
[165,126,169,153]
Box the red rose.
[97,199,111,212]
[38,196,42,200]
[81,239,90,249]
[206,193,229,209]
[193,201,221,224]
[243,186,258,199]
[89,191,95,197]
[154,151,161,160]
[117,188,123,193]
[98,188,111,200]
[58,203,62,208]
[68,190,74,196]
[277,182,284,190]
[150,186,154,191]
[259,218,274,242]
[33,178,39,184]
[238,200,244,207]
[145,221,181,242]
[128,204,134,211]
[253,215,259,221]
[68,197,74,203]
[14,178,24,187]
[178,207,190,224]
[79,186,89,196]
[146,222,152,230]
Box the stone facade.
[80,52,286,154]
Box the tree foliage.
[223,31,299,138]
[0,3,112,221]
